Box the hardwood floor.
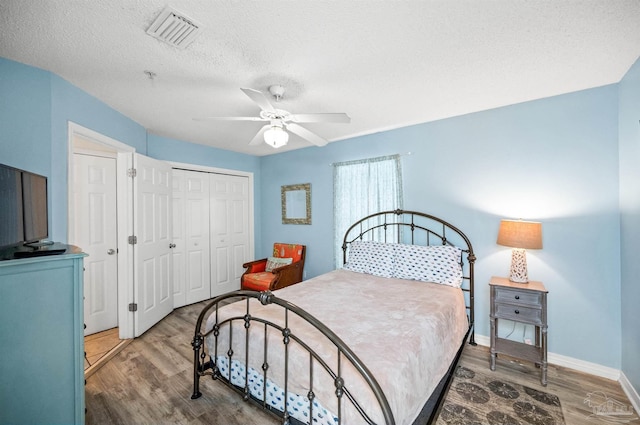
[85,301,638,424]
[85,328,119,367]
[86,301,277,425]
[84,327,131,378]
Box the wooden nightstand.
[489,276,548,386]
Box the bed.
[191,210,476,425]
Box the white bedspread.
[205,269,468,425]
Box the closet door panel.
[210,197,229,237]
[171,171,186,307]
[214,246,229,284]
[210,196,231,295]
[210,174,249,296]
[184,171,211,304]
[230,182,250,281]
[172,169,211,306]
[233,243,247,281]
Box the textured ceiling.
[1,1,639,156]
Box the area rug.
[435,366,565,425]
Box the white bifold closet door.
[172,169,250,307]
[172,169,211,308]
[209,173,250,297]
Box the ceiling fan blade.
[241,88,276,113]
[249,124,270,146]
[286,123,328,147]
[290,113,351,124]
[193,116,266,122]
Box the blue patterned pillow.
[343,240,394,278]
[393,244,463,287]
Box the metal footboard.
[191,290,395,425]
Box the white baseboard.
[474,334,620,380]
[620,371,640,415]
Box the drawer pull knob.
[515,310,520,314]
[515,295,520,300]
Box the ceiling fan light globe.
[264,126,289,148]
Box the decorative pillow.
[393,244,463,287]
[265,257,293,272]
[343,240,394,278]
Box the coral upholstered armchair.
[241,243,306,291]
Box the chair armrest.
[243,258,268,274]
[271,261,304,290]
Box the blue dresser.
[0,247,86,425]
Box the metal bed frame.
[191,210,476,425]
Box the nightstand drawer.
[495,287,542,307]
[495,303,543,324]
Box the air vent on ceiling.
[146,6,202,49]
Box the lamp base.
[509,248,529,283]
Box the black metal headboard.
[342,209,476,344]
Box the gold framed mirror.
[281,183,311,225]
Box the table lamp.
[497,219,542,283]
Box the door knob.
[169,243,176,248]
[107,249,116,255]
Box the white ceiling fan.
[196,85,351,148]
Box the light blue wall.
[0,57,52,176]
[261,85,622,368]
[619,57,640,392]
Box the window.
[333,155,403,268]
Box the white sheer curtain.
[333,155,403,268]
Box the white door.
[172,169,211,307]
[210,174,250,296]
[73,154,118,336]
[133,154,173,337]
[171,171,186,308]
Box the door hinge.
[128,303,138,312]
[128,168,137,177]
[128,235,137,245]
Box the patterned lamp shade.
[497,219,542,283]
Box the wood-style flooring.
[85,328,119,368]
[84,327,131,378]
[85,301,638,424]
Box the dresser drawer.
[495,303,543,324]
[495,287,542,307]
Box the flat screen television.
[22,171,49,244]
[0,163,49,250]
[0,164,24,249]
